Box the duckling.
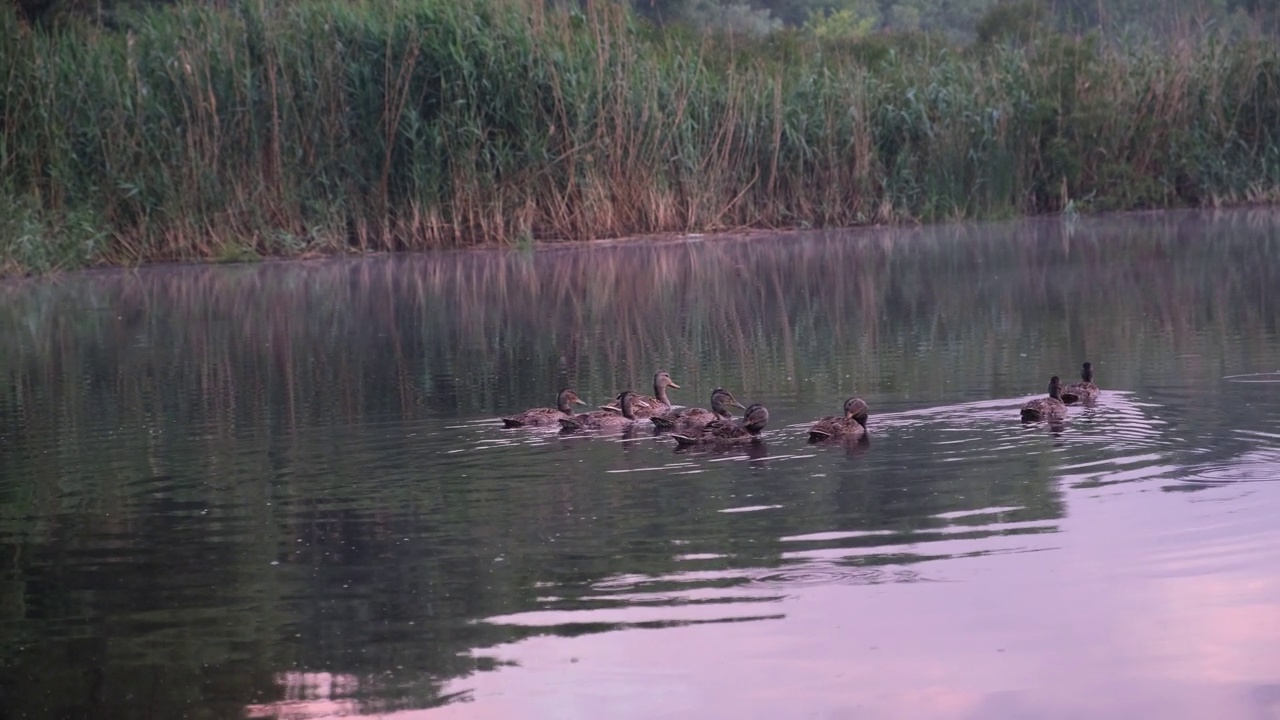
[1020,377,1067,422]
[501,388,587,428]
[1060,362,1099,404]
[600,371,681,418]
[651,388,745,433]
[672,403,769,447]
[807,397,869,442]
[560,390,642,431]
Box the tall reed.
[2,0,1278,273]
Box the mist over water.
[1,208,1279,719]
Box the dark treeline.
[17,0,1280,36]
[635,0,1279,39]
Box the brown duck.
[1020,377,1067,422]
[501,388,587,428]
[601,371,681,418]
[1060,362,1099,405]
[672,403,769,447]
[560,390,642,431]
[807,397,869,442]
[651,388,745,433]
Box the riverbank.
[2,0,1278,275]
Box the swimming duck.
[1020,377,1067,422]
[600,371,681,418]
[560,390,642,431]
[807,397,869,442]
[672,403,769,447]
[501,388,587,428]
[651,388,745,433]
[1060,362,1099,404]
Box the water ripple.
[476,500,1062,639]
[748,563,924,587]
[1223,372,1280,383]
[1182,449,1280,484]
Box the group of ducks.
[500,362,1100,448]
[500,370,867,448]
[1019,362,1100,422]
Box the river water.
[1,209,1278,719]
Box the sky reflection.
[427,479,1280,720]
[241,474,1280,720]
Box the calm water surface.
[1,209,1279,719]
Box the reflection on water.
[1,208,1279,718]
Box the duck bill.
[668,381,682,389]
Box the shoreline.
[6,204,1279,283]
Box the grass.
[1,0,1278,274]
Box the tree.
[806,0,881,39]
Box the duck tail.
[671,433,699,447]
[651,416,675,430]
[1059,392,1079,405]
[808,429,833,442]
[501,417,524,428]
[558,417,582,431]
[1020,408,1041,422]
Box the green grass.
[2,0,1279,274]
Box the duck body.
[601,371,680,418]
[502,388,587,428]
[1060,362,1099,404]
[808,397,869,442]
[652,388,744,433]
[672,403,769,447]
[1021,377,1068,422]
[560,391,642,431]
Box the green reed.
[2,0,1279,274]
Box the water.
[1,209,1279,719]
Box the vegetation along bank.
[2,0,1279,274]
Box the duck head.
[709,388,746,416]
[556,388,588,413]
[843,397,869,428]
[652,371,681,404]
[616,390,639,420]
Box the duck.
[807,397,869,442]
[651,388,745,433]
[501,388,587,428]
[672,403,769,447]
[1020,376,1067,422]
[600,371,681,418]
[560,390,643,431]
[1060,362,1099,404]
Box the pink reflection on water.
[243,479,1280,720]
[244,673,362,720]
[425,482,1280,720]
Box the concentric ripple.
[1182,449,1280,484]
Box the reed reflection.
[2,209,1278,438]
